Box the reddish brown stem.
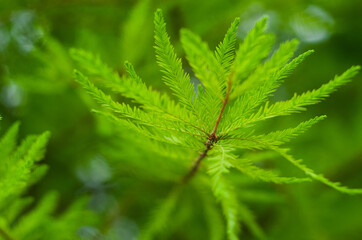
[181,139,213,183]
[182,79,232,183]
[210,80,231,139]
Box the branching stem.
[182,78,232,183]
[181,138,213,183]
[210,79,231,139]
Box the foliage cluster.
[70,9,361,239]
[0,120,95,240]
[1,1,362,239]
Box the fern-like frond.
[211,178,240,240]
[5,191,94,240]
[70,48,116,80]
[154,9,196,112]
[223,40,299,133]
[180,29,225,99]
[226,66,360,133]
[207,145,235,184]
[230,159,311,184]
[0,131,50,203]
[222,49,314,134]
[215,17,241,75]
[226,115,326,149]
[93,109,204,150]
[230,17,275,99]
[0,120,96,239]
[74,70,205,144]
[195,85,223,133]
[275,148,362,194]
[12,192,58,239]
[235,39,299,98]
[73,11,362,240]
[0,122,20,162]
[71,49,207,136]
[71,50,179,118]
[274,49,314,81]
[207,146,240,240]
[74,70,152,124]
[123,61,202,131]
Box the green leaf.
[227,115,326,149]
[230,17,275,99]
[230,158,311,184]
[0,122,20,161]
[154,9,196,112]
[180,29,225,99]
[215,17,241,75]
[211,178,240,240]
[275,148,362,194]
[226,66,360,133]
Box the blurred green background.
[0,0,361,239]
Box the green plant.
[72,9,362,240]
[0,119,95,240]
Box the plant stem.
[181,138,213,183]
[210,80,231,139]
[182,79,232,183]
